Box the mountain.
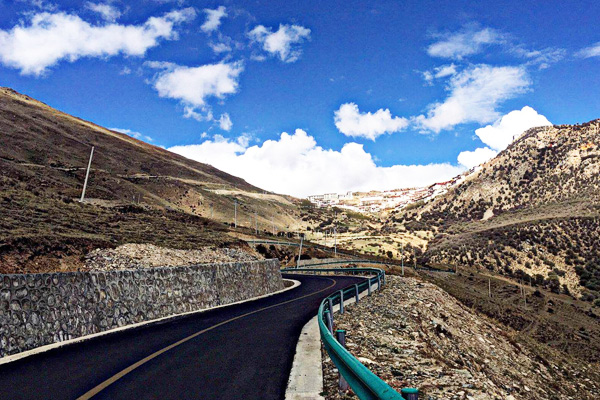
[385,120,600,302]
[0,87,305,274]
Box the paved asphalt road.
[0,273,365,400]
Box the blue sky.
[1,0,599,196]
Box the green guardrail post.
[324,310,333,334]
[368,280,372,296]
[327,298,334,318]
[354,284,359,303]
[335,329,349,392]
[401,388,419,400]
[377,275,381,290]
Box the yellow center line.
[77,277,338,399]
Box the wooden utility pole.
[79,146,94,203]
[234,200,237,228]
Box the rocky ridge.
[384,120,600,303]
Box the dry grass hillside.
[0,87,308,273]
[385,120,600,304]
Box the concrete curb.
[0,279,301,366]
[285,315,325,400]
[285,279,378,400]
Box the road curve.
[0,273,365,400]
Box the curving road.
[0,273,364,400]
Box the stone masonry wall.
[0,259,282,357]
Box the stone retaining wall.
[0,259,283,357]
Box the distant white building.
[307,191,354,207]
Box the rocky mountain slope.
[323,275,600,399]
[0,87,305,273]
[385,120,600,303]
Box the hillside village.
[306,169,475,213]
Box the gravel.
[322,275,600,400]
[84,243,259,271]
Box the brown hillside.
[0,87,305,273]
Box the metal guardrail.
[299,259,392,268]
[252,239,455,274]
[282,267,418,399]
[247,239,362,259]
[248,240,300,247]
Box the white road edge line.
[0,278,301,366]
[285,277,378,400]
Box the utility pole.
[401,242,404,276]
[333,209,338,257]
[334,227,337,258]
[413,249,416,270]
[234,200,237,228]
[297,235,304,268]
[488,279,492,298]
[255,210,258,235]
[79,146,94,203]
[271,217,275,236]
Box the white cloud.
[475,106,551,151]
[148,61,243,120]
[415,64,530,132]
[209,42,232,53]
[423,63,457,84]
[0,8,195,76]
[576,42,600,58]
[511,46,565,70]
[218,113,233,131]
[86,2,121,22]
[455,106,552,169]
[248,24,311,63]
[427,27,503,60]
[457,147,497,169]
[201,6,227,33]
[111,127,153,142]
[16,0,57,11]
[433,63,457,78]
[168,129,463,197]
[334,103,409,141]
